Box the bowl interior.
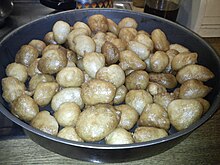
[0,9,220,148]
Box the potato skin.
[28,39,46,56]
[57,127,84,142]
[151,29,169,51]
[118,17,138,29]
[147,82,167,96]
[88,14,108,33]
[127,41,150,60]
[119,27,137,43]
[153,92,175,111]
[53,20,70,44]
[150,51,169,73]
[6,63,27,83]
[107,18,119,35]
[81,79,116,105]
[113,85,128,105]
[75,104,119,142]
[168,99,203,131]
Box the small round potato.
[151,29,170,51]
[81,79,116,105]
[114,104,139,130]
[138,103,170,130]
[153,92,175,111]
[147,82,167,96]
[113,85,128,105]
[42,44,67,55]
[73,21,91,36]
[150,51,169,73]
[56,67,84,87]
[179,79,212,99]
[2,77,26,103]
[195,98,210,114]
[163,49,179,73]
[119,27,137,43]
[27,58,42,77]
[101,41,120,65]
[29,74,55,91]
[119,50,146,71]
[125,70,149,90]
[134,33,154,51]
[133,127,168,143]
[176,64,215,84]
[118,17,138,29]
[31,111,59,135]
[110,38,127,51]
[29,39,46,55]
[105,127,134,144]
[53,20,71,44]
[88,14,108,33]
[43,31,57,45]
[105,32,117,42]
[54,102,81,127]
[11,94,39,122]
[144,53,153,72]
[127,41,150,60]
[93,32,106,53]
[107,18,119,35]
[125,90,153,114]
[75,104,119,142]
[33,82,59,107]
[6,63,28,83]
[168,99,203,131]
[83,52,105,78]
[57,127,84,142]
[15,45,39,67]
[169,43,190,53]
[96,64,125,88]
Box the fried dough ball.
[138,103,170,130]
[73,21,91,36]
[27,58,41,77]
[125,90,153,114]
[53,20,71,44]
[150,51,169,73]
[119,50,146,71]
[153,92,175,111]
[113,85,128,105]
[83,52,105,78]
[147,82,167,96]
[115,104,139,130]
[125,70,149,90]
[29,74,55,91]
[38,49,67,74]
[119,27,137,43]
[31,111,59,136]
[105,127,134,144]
[54,102,81,127]
[75,104,119,142]
[56,67,84,87]
[33,82,59,107]
[15,45,38,67]
[43,31,57,45]
[101,41,120,65]
[127,41,150,60]
[6,63,28,83]
[51,87,84,111]
[133,127,168,143]
[29,39,46,55]
[11,94,39,122]
[96,64,125,88]
[81,79,116,105]
[151,29,170,51]
[168,99,203,131]
[57,127,84,142]
[88,14,108,33]
[134,33,154,51]
[2,77,26,103]
[107,18,119,35]
[118,17,138,29]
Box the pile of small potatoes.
[1,14,215,144]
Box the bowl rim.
[1,8,220,150]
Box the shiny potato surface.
[6,63,28,83]
[57,127,84,142]
[113,85,128,105]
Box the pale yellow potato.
[125,70,149,90]
[2,77,26,103]
[113,85,128,105]
[81,79,116,105]
[125,90,153,114]
[6,63,28,83]
[29,39,46,55]
[153,92,176,111]
[171,52,198,71]
[119,50,146,71]
[42,44,67,55]
[15,45,38,67]
[105,32,117,43]
[195,98,210,114]
[169,43,190,53]
[150,51,169,73]
[118,17,138,29]
[149,73,177,89]
[11,94,39,122]
[75,104,119,142]
[164,49,179,73]
[51,87,84,111]
[147,82,167,96]
[43,31,57,45]
[29,74,55,91]
[119,27,137,43]
[92,32,106,53]
[107,18,119,35]
[27,58,41,77]
[137,30,150,36]
[54,102,81,127]
[88,14,108,33]
[57,127,84,142]
[105,127,134,145]
[134,33,154,51]
[66,49,77,65]
[144,53,153,72]
[33,82,59,107]
[31,111,59,136]
[76,58,84,71]
[133,127,168,143]
[176,64,215,84]
[138,103,170,130]
[101,41,119,65]
[127,41,150,60]
[73,21,91,36]
[110,38,127,51]
[83,52,105,78]
[115,104,139,130]
[179,79,212,99]
[53,21,71,44]
[56,67,84,87]
[168,99,203,131]
[151,29,170,51]
[96,64,125,88]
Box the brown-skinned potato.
[88,14,108,33]
[150,51,169,73]
[113,85,128,105]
